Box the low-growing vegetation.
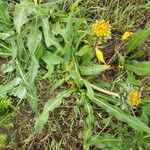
[0,0,150,149]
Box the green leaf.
[42,64,54,79]
[128,50,145,59]
[79,65,109,75]
[70,70,83,88]
[27,20,42,53]
[83,127,92,150]
[0,1,11,31]
[41,17,52,47]
[84,98,95,127]
[50,78,65,94]
[1,61,14,74]
[28,55,39,83]
[13,1,34,33]
[27,84,38,113]
[126,27,150,54]
[127,70,141,86]
[41,17,63,52]
[0,31,14,40]
[87,135,121,149]
[42,51,63,65]
[70,0,82,11]
[0,52,12,57]
[12,86,27,99]
[34,89,75,132]
[141,104,150,124]
[16,34,25,58]
[76,45,90,56]
[92,96,150,134]
[63,42,74,67]
[64,14,74,43]
[83,80,94,100]
[125,61,150,75]
[82,96,94,150]
[0,1,9,21]
[0,77,21,98]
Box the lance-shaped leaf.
[34,89,75,132]
[126,27,150,54]
[91,96,150,134]
[27,20,42,53]
[79,65,110,75]
[13,1,34,33]
[125,61,150,76]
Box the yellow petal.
[64,61,74,72]
[95,47,106,64]
[121,31,133,40]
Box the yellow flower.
[128,89,141,107]
[121,31,133,40]
[92,20,111,37]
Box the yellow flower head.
[121,31,133,40]
[92,20,111,37]
[128,89,141,107]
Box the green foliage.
[79,65,110,75]
[126,27,150,54]
[86,134,121,149]
[0,0,150,149]
[125,61,150,76]
[0,97,15,128]
[0,135,6,149]
[93,95,150,134]
[34,88,75,132]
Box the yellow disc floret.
[92,20,111,37]
[128,89,141,107]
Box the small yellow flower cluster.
[128,89,141,107]
[92,20,111,37]
[121,31,133,40]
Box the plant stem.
[89,83,120,98]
